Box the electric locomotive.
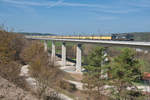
[111,34,134,41]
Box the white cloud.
[92,8,140,14]
[98,16,118,20]
[126,0,150,8]
[105,9,139,14]
[1,0,109,8]
[61,2,109,9]
[129,3,150,8]
[0,0,146,14]
[1,0,64,7]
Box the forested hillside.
[131,32,150,41]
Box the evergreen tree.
[108,48,143,100]
[82,47,109,98]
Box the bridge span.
[26,37,150,72]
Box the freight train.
[29,33,134,41]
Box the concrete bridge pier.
[62,42,66,66]
[101,48,109,78]
[76,44,82,72]
[44,40,48,52]
[51,41,56,62]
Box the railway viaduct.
[26,37,150,72]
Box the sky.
[0,0,150,34]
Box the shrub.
[21,40,64,99]
[44,91,62,100]
[58,80,77,92]
[20,41,45,64]
[0,30,28,90]
[0,30,24,63]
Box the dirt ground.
[70,73,83,82]
[0,76,38,100]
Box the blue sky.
[0,0,150,34]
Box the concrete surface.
[26,37,150,49]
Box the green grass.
[139,59,150,73]
[47,41,75,47]
[133,81,150,86]
[66,42,75,46]
[47,41,62,48]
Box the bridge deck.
[26,37,150,49]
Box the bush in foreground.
[21,40,64,100]
[0,29,28,90]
